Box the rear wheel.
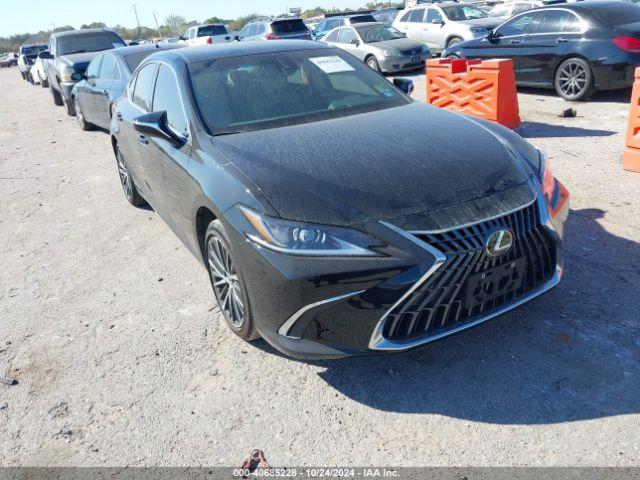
[205,220,259,341]
[554,57,594,101]
[50,84,63,106]
[365,55,380,72]
[115,146,143,206]
[74,96,93,131]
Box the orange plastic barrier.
[621,67,640,173]
[426,58,521,130]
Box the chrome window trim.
[278,290,367,339]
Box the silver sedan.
[321,22,431,73]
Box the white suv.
[180,24,232,46]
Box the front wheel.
[554,57,595,101]
[365,56,380,72]
[205,220,259,341]
[446,37,463,49]
[115,146,144,206]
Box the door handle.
[138,134,149,146]
[115,112,123,122]
[556,37,568,43]
[509,39,521,44]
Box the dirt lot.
[1,66,639,467]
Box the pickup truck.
[17,44,47,81]
[179,24,233,46]
[41,28,126,115]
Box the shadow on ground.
[254,209,640,425]
[519,122,616,139]
[519,86,632,104]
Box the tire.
[365,55,380,72]
[446,37,463,49]
[554,57,595,101]
[74,96,93,131]
[50,84,63,106]
[40,73,48,88]
[205,219,259,341]
[115,145,144,207]
[62,91,76,116]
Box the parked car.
[31,51,50,87]
[374,7,404,25]
[393,2,503,52]
[312,14,381,40]
[17,44,47,81]
[444,1,640,100]
[179,24,233,46]
[41,29,127,115]
[488,0,566,18]
[110,41,568,359]
[71,43,184,131]
[0,53,18,67]
[237,18,311,41]
[322,22,431,72]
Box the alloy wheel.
[116,148,133,200]
[75,98,86,129]
[207,236,245,329]
[557,61,587,98]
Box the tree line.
[0,3,402,52]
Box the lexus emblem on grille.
[485,229,514,257]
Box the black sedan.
[110,41,569,359]
[71,44,183,130]
[444,1,640,100]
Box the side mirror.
[350,39,360,46]
[234,35,240,41]
[178,36,186,41]
[133,111,185,146]
[393,78,414,95]
[487,30,499,41]
[39,51,53,60]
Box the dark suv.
[42,29,126,115]
[237,18,311,41]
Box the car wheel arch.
[196,206,218,264]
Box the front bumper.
[224,184,569,360]
[379,53,430,73]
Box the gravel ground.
[1,66,639,467]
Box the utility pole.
[132,4,141,39]
[153,12,161,38]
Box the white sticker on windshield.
[309,56,355,74]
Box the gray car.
[322,22,431,73]
[393,2,502,52]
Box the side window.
[400,11,413,22]
[99,55,119,80]
[532,11,576,34]
[408,9,425,22]
[86,55,103,78]
[247,24,257,37]
[152,65,188,137]
[496,13,535,36]
[426,9,443,23]
[325,29,340,42]
[562,12,582,32]
[326,19,340,30]
[132,63,158,111]
[256,24,266,35]
[338,28,358,44]
[189,28,196,39]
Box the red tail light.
[265,32,281,40]
[613,36,640,52]
[207,37,213,45]
[303,32,311,39]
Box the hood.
[211,103,534,229]
[461,17,503,29]
[59,51,102,70]
[369,37,426,52]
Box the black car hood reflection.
[212,103,532,228]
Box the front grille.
[401,48,422,56]
[382,201,556,341]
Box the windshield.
[198,25,229,36]
[189,49,408,135]
[441,5,487,20]
[349,14,378,24]
[593,3,640,25]
[356,25,406,43]
[21,45,47,56]
[58,32,126,55]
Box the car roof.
[52,28,119,38]
[145,40,331,65]
[109,43,183,58]
[349,22,385,27]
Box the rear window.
[349,14,378,24]
[271,19,308,34]
[198,25,229,37]
[593,3,640,26]
[57,32,126,56]
[21,45,47,56]
[125,51,156,72]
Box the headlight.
[538,151,569,218]
[380,49,399,57]
[60,66,75,82]
[240,206,382,256]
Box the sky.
[0,0,366,37]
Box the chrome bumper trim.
[278,290,366,340]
